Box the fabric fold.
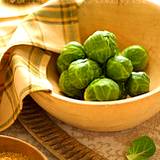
[0,0,80,131]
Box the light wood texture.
[0,135,48,160]
[31,0,160,132]
[0,1,40,18]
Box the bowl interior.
[0,136,47,160]
[48,0,160,101]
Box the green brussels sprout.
[122,45,149,71]
[84,31,119,64]
[126,72,150,97]
[68,59,102,89]
[84,78,120,101]
[117,82,127,99]
[56,41,85,73]
[59,70,82,98]
[106,55,133,81]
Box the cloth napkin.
[0,0,81,131]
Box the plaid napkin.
[0,0,81,131]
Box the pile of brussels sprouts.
[56,31,150,101]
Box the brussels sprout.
[126,72,150,97]
[56,41,85,73]
[106,55,133,81]
[84,78,120,101]
[59,70,82,98]
[84,31,119,64]
[117,82,127,99]
[122,45,149,71]
[68,59,102,89]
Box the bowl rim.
[0,135,48,160]
[46,86,160,106]
[0,1,43,18]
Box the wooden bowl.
[0,1,41,18]
[0,135,47,160]
[31,0,160,132]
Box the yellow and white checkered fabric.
[0,0,80,131]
